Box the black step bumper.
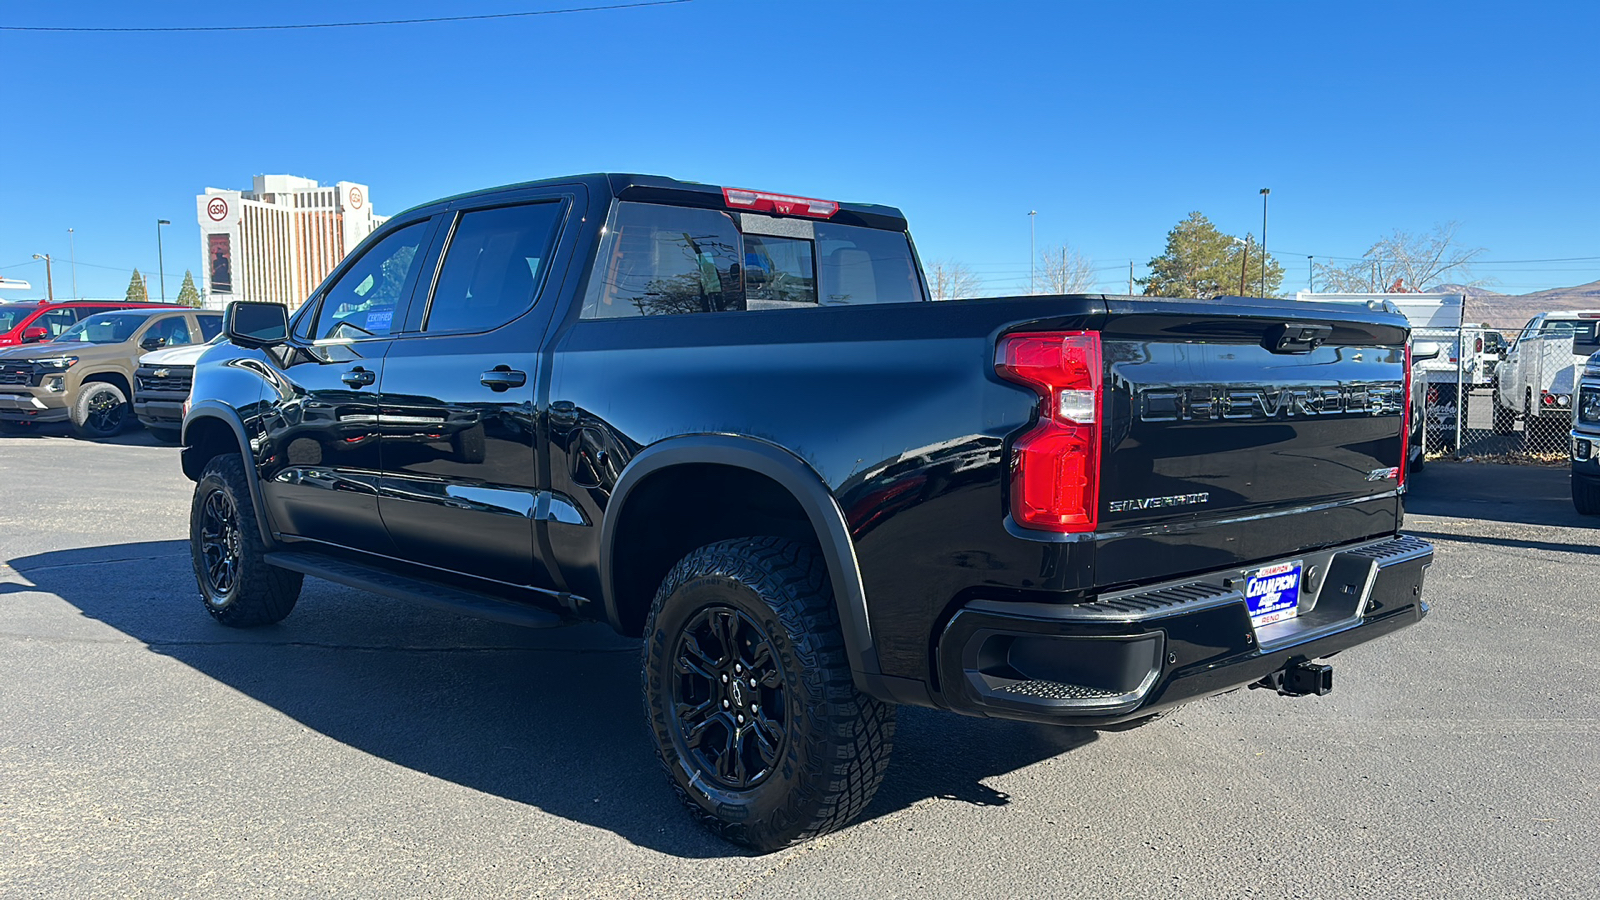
[935,534,1432,727]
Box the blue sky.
[2,0,1597,300]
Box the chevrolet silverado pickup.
[178,174,1433,851]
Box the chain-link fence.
[1413,325,1581,463]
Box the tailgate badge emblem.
[1108,492,1210,514]
[1366,467,1400,481]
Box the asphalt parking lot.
[2,428,1597,899]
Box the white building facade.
[196,175,387,311]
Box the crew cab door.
[257,218,438,555]
[375,187,583,588]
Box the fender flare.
[182,401,278,551]
[600,434,884,687]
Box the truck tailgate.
[1092,299,1409,585]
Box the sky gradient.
[2,0,1596,301]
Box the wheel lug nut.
[749,678,756,687]
[737,715,745,724]
[721,674,728,683]
[722,699,729,708]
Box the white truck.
[1493,311,1600,441]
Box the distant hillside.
[1435,280,1600,330]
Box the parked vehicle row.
[1495,311,1600,440]
[1573,349,1600,515]
[0,306,221,438]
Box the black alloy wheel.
[198,487,241,600]
[670,606,788,790]
[86,389,124,433]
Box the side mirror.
[140,336,166,352]
[21,326,49,343]
[1412,341,1443,363]
[225,301,289,349]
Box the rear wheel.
[1575,476,1600,516]
[71,382,129,439]
[642,537,895,852]
[191,453,302,627]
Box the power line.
[0,1,690,33]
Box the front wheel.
[1575,476,1600,516]
[71,382,129,438]
[190,453,302,627]
[642,537,895,852]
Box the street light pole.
[1028,210,1038,294]
[1259,188,1270,297]
[1238,236,1250,296]
[68,228,78,298]
[31,254,54,303]
[1307,255,1314,293]
[156,219,171,303]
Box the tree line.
[930,215,1487,300]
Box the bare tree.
[1037,243,1098,294]
[1315,223,1491,293]
[927,259,983,301]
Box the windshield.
[0,304,40,332]
[53,312,148,344]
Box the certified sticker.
[1246,561,1302,626]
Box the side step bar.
[264,550,569,629]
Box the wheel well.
[181,416,243,483]
[609,463,817,637]
[81,371,132,399]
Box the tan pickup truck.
[0,306,220,438]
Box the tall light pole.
[1028,210,1038,294]
[68,228,78,298]
[1236,236,1250,296]
[31,254,54,303]
[1259,188,1270,297]
[1307,255,1314,293]
[156,219,171,303]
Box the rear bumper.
[935,534,1432,726]
[0,390,69,423]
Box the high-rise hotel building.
[195,175,386,310]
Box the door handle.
[342,367,376,387]
[480,366,527,392]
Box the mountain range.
[1433,280,1600,331]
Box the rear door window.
[198,314,223,341]
[37,309,78,338]
[423,202,564,334]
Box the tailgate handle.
[1266,322,1334,354]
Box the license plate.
[1245,561,1303,627]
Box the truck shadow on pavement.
[4,540,1097,858]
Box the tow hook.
[1252,659,1334,697]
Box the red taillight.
[722,187,838,219]
[1399,343,1412,488]
[1475,336,1483,353]
[1542,392,1556,406]
[995,331,1102,532]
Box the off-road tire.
[191,453,302,627]
[70,381,129,439]
[1575,476,1600,516]
[643,537,895,852]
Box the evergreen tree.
[1140,212,1284,299]
[176,270,202,307]
[125,268,149,303]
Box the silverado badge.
[1107,492,1211,514]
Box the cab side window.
[198,314,223,341]
[424,203,564,334]
[581,203,744,318]
[146,315,192,347]
[37,309,77,338]
[312,221,430,340]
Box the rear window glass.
[1540,320,1599,344]
[580,202,925,319]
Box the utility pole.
[1307,255,1314,293]
[68,228,78,298]
[31,254,54,303]
[156,219,171,303]
[1028,210,1038,294]
[1238,236,1250,296]
[1128,261,1134,295]
[1259,188,1270,297]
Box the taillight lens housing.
[1399,343,1412,488]
[996,331,1103,532]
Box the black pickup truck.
[180,174,1432,850]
